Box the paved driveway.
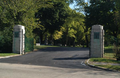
[0,47,120,78]
[0,47,89,68]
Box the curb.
[0,50,36,59]
[0,55,21,59]
[86,59,120,72]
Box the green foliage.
[85,0,115,28]
[36,1,70,34]
[0,27,13,53]
[0,0,88,52]
[0,0,38,37]
[84,0,120,39]
[114,0,120,38]
[60,8,86,46]
[53,30,63,40]
[34,1,86,46]
[113,43,120,61]
[0,0,41,53]
[25,37,34,52]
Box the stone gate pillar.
[13,25,25,54]
[90,25,104,58]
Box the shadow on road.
[53,57,89,60]
[37,47,89,52]
[0,47,92,70]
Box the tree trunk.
[73,38,75,47]
[85,34,89,47]
[40,34,43,44]
[44,34,48,45]
[39,36,41,45]
[50,34,54,45]
[65,26,68,46]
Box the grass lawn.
[0,53,18,57]
[90,58,120,64]
[89,46,120,71]
[34,45,60,50]
[95,65,120,71]
[104,46,115,59]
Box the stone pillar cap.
[14,25,25,34]
[92,25,103,30]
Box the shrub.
[0,28,13,53]
[113,43,120,61]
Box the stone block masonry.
[90,25,104,58]
[13,25,25,54]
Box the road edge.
[0,54,21,59]
[86,59,120,72]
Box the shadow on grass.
[104,48,113,53]
[90,58,120,63]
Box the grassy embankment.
[89,46,120,71]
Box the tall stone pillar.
[90,25,104,58]
[13,25,25,54]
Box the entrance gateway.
[90,25,104,58]
[12,24,104,57]
[13,25,25,54]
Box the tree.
[114,0,120,38]
[0,0,39,37]
[34,1,71,44]
[73,12,87,47]
[85,0,118,38]
[60,9,86,46]
[34,0,87,46]
[0,0,41,52]
[67,0,90,47]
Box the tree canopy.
[2,0,120,52]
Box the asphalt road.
[0,47,120,78]
[0,47,89,68]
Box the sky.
[69,0,89,9]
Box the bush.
[113,43,120,61]
[0,28,13,53]
[25,37,34,52]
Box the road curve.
[0,47,120,78]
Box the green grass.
[104,53,115,58]
[90,58,120,64]
[104,46,115,59]
[34,45,60,50]
[0,53,18,57]
[89,46,120,71]
[89,46,120,63]
[95,65,120,71]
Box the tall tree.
[114,0,120,38]
[85,0,118,38]
[0,0,45,37]
[34,1,70,44]
[60,9,86,46]
[0,0,40,52]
